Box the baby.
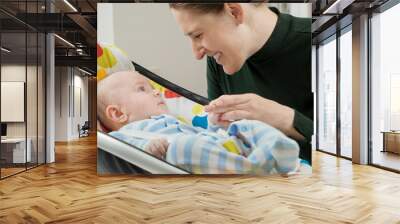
[97,70,301,174]
[98,70,170,158]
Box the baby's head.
[98,70,169,131]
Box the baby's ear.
[105,105,128,124]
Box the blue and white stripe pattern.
[110,114,301,175]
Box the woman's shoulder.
[286,14,311,34]
[278,11,311,34]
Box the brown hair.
[169,2,267,15]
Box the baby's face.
[117,72,169,122]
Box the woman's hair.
[169,2,267,15]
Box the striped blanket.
[110,114,302,175]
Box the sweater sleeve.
[292,110,313,143]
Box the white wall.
[97,3,115,44]
[99,3,208,96]
[1,64,46,163]
[54,67,89,141]
[72,73,89,138]
[1,65,35,137]
[55,67,68,141]
[269,3,311,18]
[1,65,26,139]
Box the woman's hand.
[205,93,304,140]
[145,138,169,159]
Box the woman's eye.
[194,34,202,39]
[138,86,146,91]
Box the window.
[339,28,352,158]
[0,1,47,179]
[317,36,337,154]
[370,2,400,171]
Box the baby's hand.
[208,112,230,128]
[145,138,169,159]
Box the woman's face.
[171,7,247,75]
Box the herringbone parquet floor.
[1,135,399,223]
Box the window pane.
[38,32,46,165]
[27,31,38,169]
[371,3,400,171]
[340,29,352,158]
[1,31,27,177]
[318,37,337,154]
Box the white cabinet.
[1,138,32,163]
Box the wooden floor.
[1,167,26,178]
[1,163,45,178]
[1,135,400,224]
[372,151,400,171]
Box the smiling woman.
[169,3,272,74]
[169,3,313,164]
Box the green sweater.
[207,8,312,164]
